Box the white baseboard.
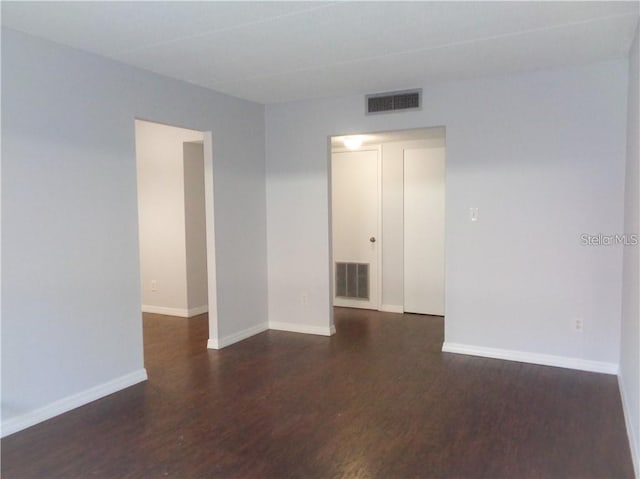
[187,305,208,317]
[441,342,618,375]
[1,369,148,438]
[207,322,269,349]
[142,304,208,318]
[142,304,188,317]
[619,374,639,478]
[269,321,336,336]
[380,304,404,313]
[207,320,338,349]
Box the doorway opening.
[134,119,218,359]
[329,127,446,319]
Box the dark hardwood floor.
[1,308,634,478]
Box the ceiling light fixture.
[343,136,363,150]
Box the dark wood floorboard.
[1,308,634,478]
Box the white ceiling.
[2,2,638,104]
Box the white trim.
[142,305,184,317]
[142,304,209,318]
[142,304,188,316]
[142,304,208,317]
[442,342,618,375]
[333,298,376,310]
[187,305,208,317]
[207,322,269,350]
[269,321,336,337]
[380,304,404,313]
[619,374,640,478]
[376,144,383,311]
[1,369,148,438]
[202,131,220,351]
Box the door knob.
[370,237,376,243]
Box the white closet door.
[403,147,445,315]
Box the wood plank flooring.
[1,308,634,478]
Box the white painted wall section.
[1,28,267,436]
[620,22,640,478]
[266,59,627,371]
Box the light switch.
[469,208,479,222]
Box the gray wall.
[621,23,640,477]
[184,142,209,313]
[1,28,267,426]
[265,59,628,367]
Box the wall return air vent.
[335,262,369,300]
[366,89,422,115]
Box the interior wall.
[184,142,209,313]
[135,120,204,316]
[1,28,267,433]
[620,23,640,477]
[265,59,628,368]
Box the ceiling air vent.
[366,89,422,115]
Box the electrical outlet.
[574,318,584,333]
[151,280,158,292]
[301,291,309,305]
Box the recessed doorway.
[329,127,446,316]
[134,119,219,359]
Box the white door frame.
[329,144,383,311]
[202,131,221,349]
